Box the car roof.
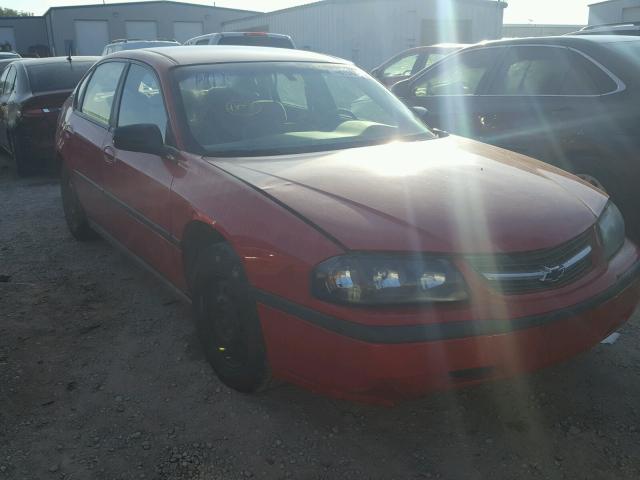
[108,45,349,66]
[14,56,99,67]
[475,34,640,48]
[107,40,180,46]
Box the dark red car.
[0,57,97,175]
[57,46,640,404]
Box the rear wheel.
[60,165,97,241]
[192,243,271,393]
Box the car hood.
[208,136,608,254]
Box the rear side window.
[382,53,420,78]
[117,64,169,141]
[27,61,94,93]
[490,46,617,96]
[412,48,499,96]
[80,62,126,126]
[217,35,293,49]
[2,66,16,95]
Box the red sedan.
[57,47,640,404]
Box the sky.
[6,0,592,25]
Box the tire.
[192,243,272,393]
[10,132,34,177]
[60,165,97,241]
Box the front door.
[68,61,127,228]
[405,46,506,142]
[102,62,179,278]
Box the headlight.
[312,254,468,305]
[598,202,625,260]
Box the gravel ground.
[2,156,640,480]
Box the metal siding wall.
[47,4,253,56]
[0,17,48,55]
[588,0,640,25]
[223,0,504,70]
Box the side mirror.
[113,124,165,156]
[391,78,411,100]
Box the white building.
[589,0,640,24]
[221,0,507,69]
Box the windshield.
[27,61,95,93]
[174,62,434,157]
[218,35,293,48]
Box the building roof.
[43,1,259,17]
[588,0,624,6]
[109,45,350,66]
[222,0,508,26]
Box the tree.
[0,7,33,17]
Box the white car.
[183,32,295,49]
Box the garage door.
[0,27,17,52]
[75,20,109,55]
[125,21,158,40]
[623,7,640,22]
[173,21,203,43]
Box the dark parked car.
[56,46,640,403]
[371,44,467,87]
[573,22,640,36]
[0,56,97,175]
[392,35,640,238]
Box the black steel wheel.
[60,165,97,241]
[193,243,271,393]
[10,132,34,177]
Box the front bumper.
[257,260,640,404]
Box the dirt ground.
[2,155,640,480]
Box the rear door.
[480,45,618,165]
[102,62,179,276]
[405,47,506,141]
[66,61,126,227]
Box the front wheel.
[193,243,271,393]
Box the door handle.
[103,146,116,165]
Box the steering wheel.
[336,108,358,120]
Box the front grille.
[466,230,595,295]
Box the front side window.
[412,48,499,97]
[195,39,210,45]
[117,64,168,141]
[175,62,433,157]
[382,53,420,78]
[80,62,126,126]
